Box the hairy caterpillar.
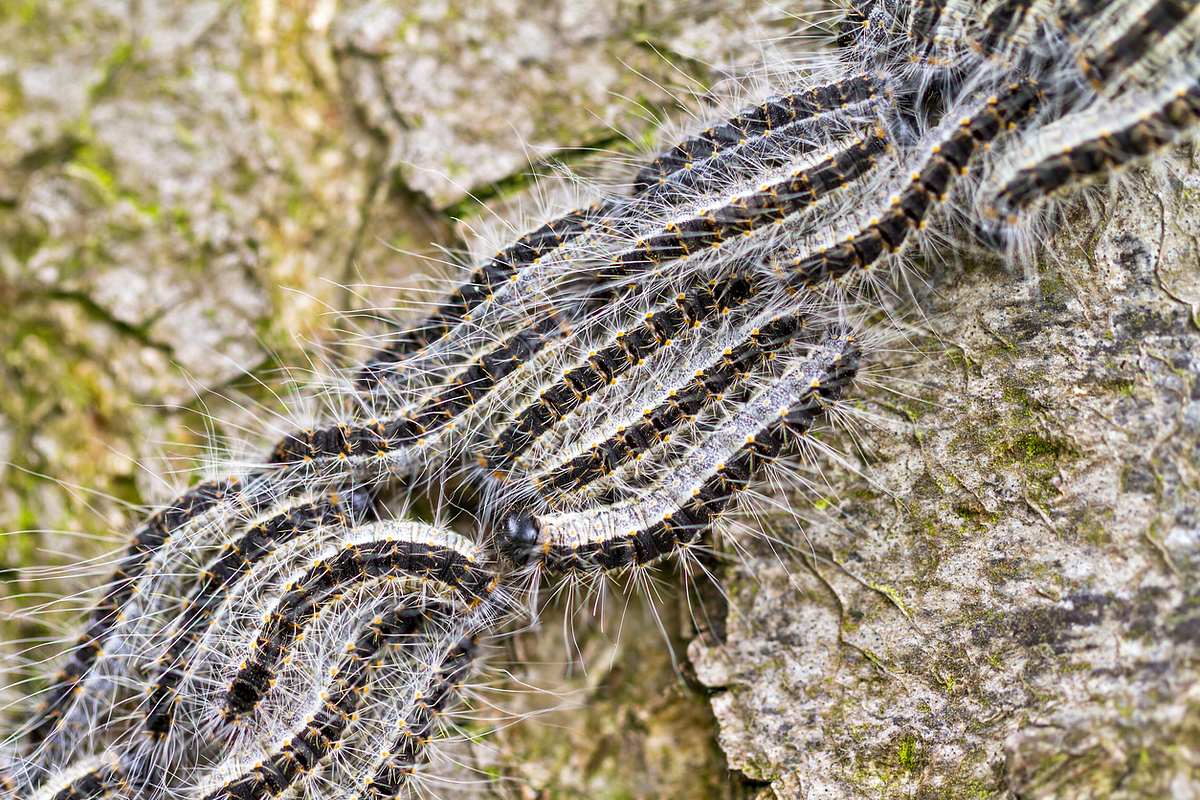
[357,635,478,800]
[142,491,374,739]
[202,602,437,800]
[500,333,861,572]
[222,523,492,723]
[983,76,1200,228]
[482,273,761,477]
[4,1,1198,797]
[525,310,820,504]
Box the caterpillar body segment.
[221,523,493,723]
[200,602,439,800]
[1001,79,1199,210]
[527,310,820,506]
[632,73,886,196]
[481,273,762,478]
[358,635,478,800]
[500,332,862,573]
[141,490,374,741]
[355,202,611,395]
[779,77,1042,289]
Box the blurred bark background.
[1,2,1197,798]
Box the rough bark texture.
[1,2,1197,798]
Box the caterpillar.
[21,473,282,758]
[1078,0,1196,90]
[984,76,1200,226]
[142,490,374,740]
[778,77,1042,289]
[358,635,478,800]
[601,131,892,283]
[526,310,818,504]
[500,332,861,573]
[222,523,493,722]
[481,273,761,478]
[355,204,606,389]
[201,602,439,800]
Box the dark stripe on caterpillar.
[631,75,882,196]
[142,490,373,739]
[222,525,492,722]
[355,204,607,392]
[528,310,815,503]
[360,636,478,800]
[271,311,567,467]
[975,0,1037,53]
[44,761,124,800]
[781,78,1041,288]
[909,0,949,52]
[836,1,875,50]
[202,602,439,800]
[482,273,760,478]
[992,79,1200,218]
[605,131,891,281]
[1079,0,1196,89]
[23,473,278,751]
[500,333,861,573]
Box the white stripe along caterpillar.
[141,490,374,740]
[778,78,1041,289]
[601,131,891,281]
[359,635,478,800]
[202,601,443,800]
[500,332,861,572]
[222,524,491,722]
[481,273,760,477]
[988,78,1200,221]
[526,309,817,504]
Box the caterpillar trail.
[500,332,861,573]
[141,490,374,740]
[5,0,1197,796]
[221,523,492,723]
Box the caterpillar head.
[500,513,543,566]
